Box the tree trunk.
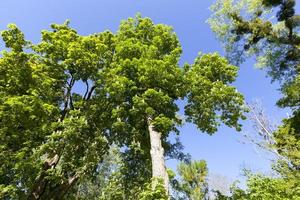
[28,154,60,200]
[42,174,78,200]
[147,117,169,196]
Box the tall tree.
[0,22,115,199]
[0,16,246,199]
[209,0,300,199]
[103,15,246,195]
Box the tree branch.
[27,154,60,200]
[83,80,89,100]
[61,75,75,121]
[86,85,96,101]
[29,74,77,199]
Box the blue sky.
[1,0,298,182]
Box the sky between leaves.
[1,0,299,182]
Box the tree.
[208,0,300,119]
[209,1,300,199]
[0,16,246,199]
[212,100,300,200]
[102,15,246,195]
[170,160,209,200]
[0,22,115,199]
[208,0,300,81]
[214,172,300,200]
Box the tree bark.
[42,174,78,200]
[28,154,60,200]
[147,117,169,196]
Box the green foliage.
[185,53,246,133]
[104,15,183,136]
[69,146,122,199]
[273,112,300,167]
[209,1,300,200]
[71,146,169,200]
[102,17,245,196]
[1,24,30,52]
[208,0,300,82]
[278,75,300,108]
[0,22,114,199]
[216,172,300,200]
[170,160,209,200]
[139,178,169,200]
[0,15,246,199]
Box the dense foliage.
[4,0,299,198]
[170,160,209,200]
[0,15,245,199]
[209,0,300,199]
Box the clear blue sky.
[1,0,298,181]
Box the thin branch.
[60,75,75,121]
[83,80,89,100]
[248,103,275,144]
[69,77,75,110]
[241,101,279,159]
[86,85,96,101]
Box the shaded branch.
[60,75,75,121]
[83,80,89,100]
[86,85,96,101]
[27,154,60,200]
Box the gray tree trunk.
[147,117,169,196]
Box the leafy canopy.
[0,15,246,199]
